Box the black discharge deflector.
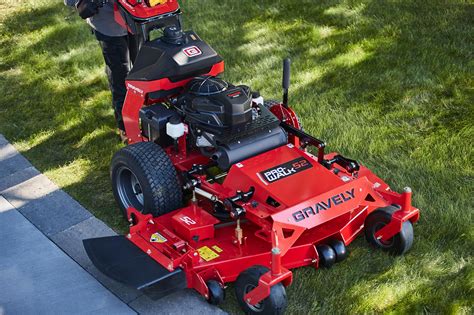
[83,236,186,296]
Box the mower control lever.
[182,162,219,190]
[226,200,245,219]
[187,162,218,176]
[187,164,206,175]
[280,122,326,163]
[323,155,360,173]
[229,187,255,203]
[282,58,291,108]
[182,178,201,191]
[224,187,255,219]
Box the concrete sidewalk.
[0,197,134,315]
[0,134,225,315]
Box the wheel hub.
[244,284,264,312]
[116,166,145,210]
[374,222,394,247]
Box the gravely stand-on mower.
[84,1,420,314]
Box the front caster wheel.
[235,266,287,315]
[328,239,348,262]
[365,206,414,255]
[316,244,336,268]
[207,280,225,305]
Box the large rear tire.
[111,142,183,217]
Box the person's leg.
[94,30,130,131]
[127,32,139,65]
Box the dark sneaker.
[118,130,128,144]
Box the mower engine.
[174,77,287,169]
[140,76,287,169]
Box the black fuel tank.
[127,30,223,82]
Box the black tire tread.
[235,265,287,315]
[316,244,336,268]
[207,280,225,305]
[111,142,182,217]
[328,239,348,262]
[365,206,414,255]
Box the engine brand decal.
[292,188,355,222]
[197,246,220,261]
[183,46,202,57]
[259,157,312,184]
[150,232,167,243]
[227,91,242,98]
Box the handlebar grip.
[282,58,291,90]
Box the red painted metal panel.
[118,0,180,20]
[223,145,345,208]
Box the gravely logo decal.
[292,188,355,222]
[183,46,202,57]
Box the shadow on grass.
[0,2,128,229]
[0,0,472,313]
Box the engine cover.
[179,77,253,129]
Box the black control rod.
[282,58,291,108]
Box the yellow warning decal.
[197,246,220,262]
[211,245,223,253]
[150,232,167,243]
[148,0,167,7]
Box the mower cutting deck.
[84,1,420,314]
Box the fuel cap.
[162,25,185,44]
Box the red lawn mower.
[84,1,420,314]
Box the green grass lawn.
[0,0,473,313]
